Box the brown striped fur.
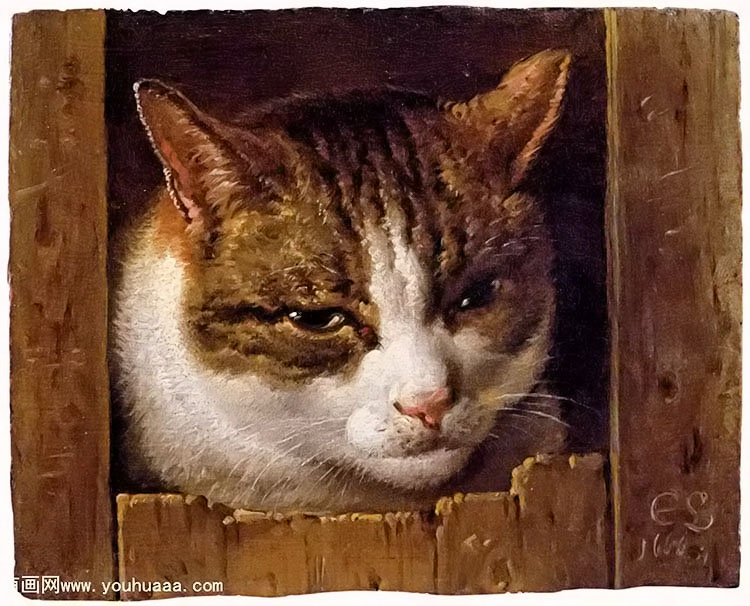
[135,50,567,384]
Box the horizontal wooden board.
[436,454,610,593]
[118,454,608,598]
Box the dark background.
[106,8,609,451]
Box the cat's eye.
[287,309,348,332]
[456,279,502,312]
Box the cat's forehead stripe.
[273,95,499,287]
[362,209,430,341]
[284,100,437,242]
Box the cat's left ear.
[447,49,571,188]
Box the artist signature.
[636,489,714,566]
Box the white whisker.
[500,407,571,429]
[250,442,303,490]
[499,392,600,414]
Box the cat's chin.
[354,445,474,490]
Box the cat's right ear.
[134,80,240,226]
[444,49,571,189]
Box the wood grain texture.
[117,495,436,598]
[117,454,608,598]
[605,8,741,587]
[436,455,609,593]
[9,10,114,598]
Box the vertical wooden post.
[605,9,741,587]
[9,10,114,598]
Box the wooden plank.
[435,454,609,593]
[117,495,437,598]
[118,454,607,596]
[605,8,741,587]
[9,10,113,599]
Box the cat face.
[132,49,569,494]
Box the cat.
[110,49,571,513]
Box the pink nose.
[394,387,453,430]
